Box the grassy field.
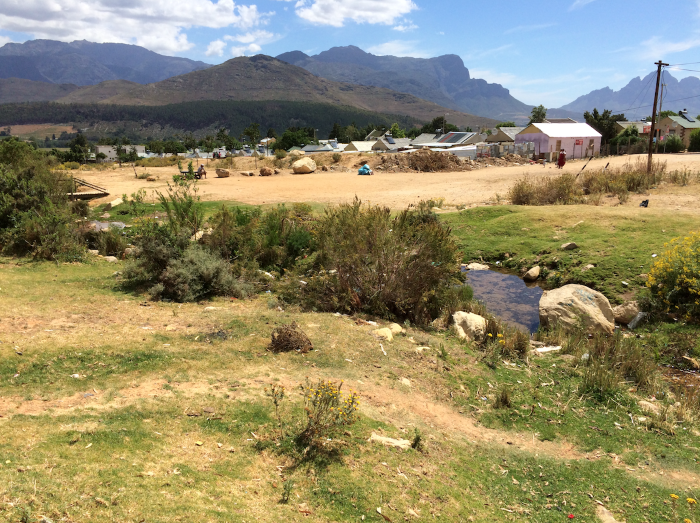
[443,205,700,304]
[2,252,700,523]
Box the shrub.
[689,129,700,153]
[298,379,359,447]
[274,149,287,160]
[281,199,462,324]
[647,231,700,321]
[509,173,583,205]
[11,203,85,261]
[150,244,241,302]
[135,156,179,168]
[135,172,150,180]
[97,226,128,257]
[663,134,685,153]
[332,152,342,163]
[158,180,204,237]
[69,199,90,217]
[62,162,80,170]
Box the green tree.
[421,117,458,134]
[147,140,165,155]
[659,110,678,120]
[528,105,547,124]
[242,123,261,145]
[584,108,626,145]
[273,128,315,151]
[689,129,700,152]
[388,123,406,138]
[182,133,197,151]
[496,121,516,128]
[67,133,90,163]
[266,127,278,139]
[610,125,642,148]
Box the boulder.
[274,169,280,174]
[581,264,595,272]
[368,432,411,450]
[561,242,579,250]
[388,323,404,335]
[292,157,317,174]
[466,262,489,271]
[321,165,329,171]
[289,150,305,157]
[452,311,487,342]
[109,197,123,208]
[215,168,230,178]
[373,328,393,341]
[539,284,614,334]
[523,266,540,282]
[612,301,640,324]
[259,166,273,176]
[103,256,119,263]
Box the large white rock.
[466,262,489,271]
[452,311,487,342]
[612,301,640,324]
[292,157,317,174]
[539,284,614,334]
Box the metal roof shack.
[658,111,700,148]
[372,137,413,151]
[411,131,480,149]
[344,141,375,152]
[486,127,525,143]
[515,123,601,159]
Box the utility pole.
[655,77,666,154]
[647,60,668,172]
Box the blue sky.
[1,0,699,107]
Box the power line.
[667,67,700,73]
[667,61,700,67]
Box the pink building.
[515,123,601,159]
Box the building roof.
[500,127,525,139]
[411,133,437,144]
[346,141,375,152]
[544,117,578,123]
[364,129,384,141]
[616,121,648,133]
[302,144,335,153]
[519,123,602,138]
[665,115,700,129]
[435,131,478,144]
[373,137,413,150]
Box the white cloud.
[296,0,417,27]
[231,43,262,56]
[503,23,555,35]
[225,30,276,44]
[393,22,418,32]
[0,36,13,47]
[638,35,700,60]
[569,0,595,10]
[0,0,273,54]
[365,40,427,58]
[206,39,227,57]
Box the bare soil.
[80,152,700,212]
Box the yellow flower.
[684,519,692,523]
[672,494,680,500]
[688,498,697,505]
[487,333,493,337]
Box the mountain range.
[0,55,497,129]
[556,71,700,119]
[0,39,210,86]
[277,46,532,122]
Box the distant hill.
[0,55,498,130]
[0,39,211,86]
[557,71,700,118]
[277,45,532,122]
[0,78,80,104]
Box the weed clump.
[509,172,584,205]
[298,379,359,447]
[268,322,312,354]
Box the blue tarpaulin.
[358,164,373,175]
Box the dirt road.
[81,152,700,211]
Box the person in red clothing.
[557,149,566,169]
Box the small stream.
[463,268,544,333]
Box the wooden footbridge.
[68,177,110,200]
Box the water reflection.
[464,269,544,333]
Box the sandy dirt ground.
[81,152,700,212]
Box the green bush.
[647,231,700,321]
[689,129,700,152]
[274,149,287,160]
[62,162,80,170]
[663,134,685,153]
[332,152,342,163]
[69,199,90,217]
[280,199,462,324]
[509,173,584,205]
[97,227,128,257]
[150,244,246,302]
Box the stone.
[561,242,579,250]
[388,323,404,335]
[215,168,230,178]
[581,264,595,272]
[539,284,614,334]
[259,166,273,176]
[368,432,411,450]
[400,377,411,387]
[373,328,393,341]
[146,176,156,181]
[612,301,640,324]
[292,157,317,174]
[103,256,119,263]
[523,266,540,282]
[321,165,329,171]
[109,197,123,208]
[88,249,99,255]
[638,400,660,415]
[289,150,305,157]
[466,262,489,271]
[100,212,111,218]
[123,247,137,257]
[452,311,487,342]
[274,169,280,174]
